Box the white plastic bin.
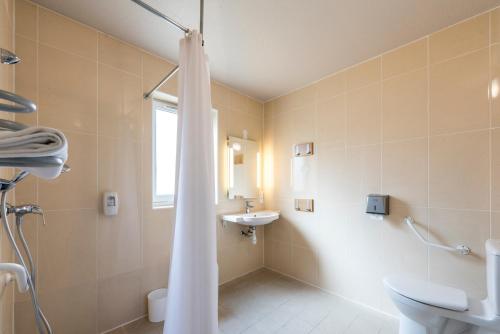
[147,288,167,323]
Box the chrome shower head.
[0,48,20,65]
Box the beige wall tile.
[39,281,97,334]
[492,129,500,210]
[290,211,321,249]
[97,271,144,332]
[382,39,428,79]
[248,98,263,119]
[39,8,97,60]
[227,109,262,141]
[493,211,500,238]
[382,138,428,208]
[38,44,98,133]
[98,33,141,75]
[271,240,292,274]
[430,13,489,64]
[383,69,428,141]
[492,8,500,44]
[429,130,489,210]
[14,35,37,103]
[293,103,316,143]
[15,0,36,40]
[346,83,381,147]
[229,90,249,113]
[316,205,351,295]
[142,52,177,96]
[13,174,36,204]
[98,137,142,279]
[99,64,142,140]
[317,95,346,148]
[39,131,98,210]
[142,209,173,267]
[428,209,489,298]
[291,245,318,284]
[14,35,37,126]
[346,145,381,205]
[491,44,500,127]
[345,58,381,91]
[317,147,349,204]
[38,210,97,292]
[14,300,37,334]
[211,82,231,109]
[141,262,168,297]
[317,144,381,206]
[430,49,489,135]
[316,72,346,100]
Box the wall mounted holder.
[294,142,314,157]
[295,199,314,212]
[0,262,28,293]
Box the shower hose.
[1,189,53,334]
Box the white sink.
[222,211,280,226]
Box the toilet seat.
[384,275,469,312]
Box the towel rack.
[0,157,65,168]
[0,90,36,114]
[0,119,28,131]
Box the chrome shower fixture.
[0,170,30,192]
[8,203,44,217]
[0,48,20,65]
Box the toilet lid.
[384,275,469,312]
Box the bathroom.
[1,0,500,333]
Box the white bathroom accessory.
[384,239,500,334]
[148,288,168,323]
[103,192,119,216]
[294,142,314,157]
[0,262,28,293]
[222,210,280,226]
[404,216,471,255]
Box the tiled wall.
[0,1,14,333]
[264,8,500,315]
[13,0,264,333]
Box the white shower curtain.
[164,31,218,334]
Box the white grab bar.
[0,262,28,292]
[404,216,471,255]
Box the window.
[152,99,218,207]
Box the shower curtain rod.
[130,0,205,99]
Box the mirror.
[227,136,260,199]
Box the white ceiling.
[32,0,500,101]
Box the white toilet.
[384,239,500,334]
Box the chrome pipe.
[0,89,37,113]
[130,0,190,34]
[144,65,179,99]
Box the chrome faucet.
[245,199,254,214]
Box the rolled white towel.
[0,127,68,179]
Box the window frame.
[152,99,178,207]
[152,97,218,208]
